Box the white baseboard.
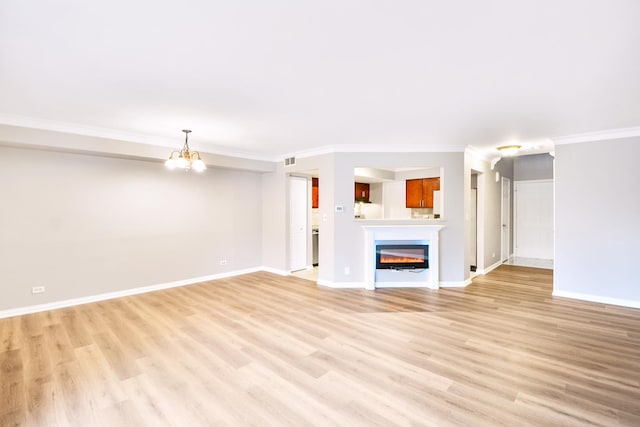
[260,266,289,276]
[374,282,436,289]
[0,267,266,319]
[439,278,472,288]
[317,280,442,290]
[316,280,364,289]
[552,290,640,309]
[476,260,502,275]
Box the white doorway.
[514,180,554,260]
[501,177,511,262]
[289,176,308,272]
[470,187,477,271]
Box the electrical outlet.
[344,267,350,275]
[220,259,228,265]
[32,286,45,294]
[492,252,496,258]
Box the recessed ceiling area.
[1,1,639,160]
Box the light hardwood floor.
[2,265,639,426]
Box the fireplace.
[376,244,429,270]
[363,224,443,290]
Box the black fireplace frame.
[375,244,429,270]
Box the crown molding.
[0,113,168,145]
[464,145,492,162]
[0,123,276,172]
[0,113,277,163]
[552,126,640,145]
[283,143,465,161]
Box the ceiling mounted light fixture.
[496,144,521,157]
[165,129,206,172]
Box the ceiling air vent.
[284,156,296,166]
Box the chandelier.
[165,129,206,171]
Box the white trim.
[552,126,640,145]
[374,282,436,289]
[501,176,511,263]
[552,290,640,309]
[464,145,492,162]
[260,266,289,276]
[0,115,276,162]
[475,172,485,274]
[513,178,554,184]
[477,260,502,275]
[317,280,365,289]
[439,278,472,288]
[283,143,464,161]
[0,267,267,319]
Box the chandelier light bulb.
[165,158,177,169]
[192,159,206,172]
[165,130,206,172]
[176,156,189,169]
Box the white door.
[289,176,308,272]
[501,177,511,262]
[514,180,554,259]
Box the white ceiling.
[1,1,639,160]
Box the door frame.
[288,175,309,272]
[469,170,485,273]
[501,177,511,263]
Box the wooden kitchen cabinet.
[312,177,319,208]
[406,177,440,208]
[354,182,370,202]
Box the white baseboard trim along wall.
[260,266,289,276]
[476,260,503,275]
[0,267,264,319]
[552,290,640,309]
[316,280,365,289]
[8,267,635,319]
[317,279,472,289]
[439,279,472,288]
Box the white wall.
[0,146,263,312]
[514,153,554,181]
[554,137,640,306]
[261,162,288,273]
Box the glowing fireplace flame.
[380,256,424,263]
[376,245,429,270]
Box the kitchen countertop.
[354,218,445,225]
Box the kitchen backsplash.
[410,208,435,219]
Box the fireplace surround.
[362,224,445,290]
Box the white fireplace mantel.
[362,224,445,290]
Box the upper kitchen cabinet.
[406,177,440,208]
[354,182,370,203]
[312,177,319,208]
